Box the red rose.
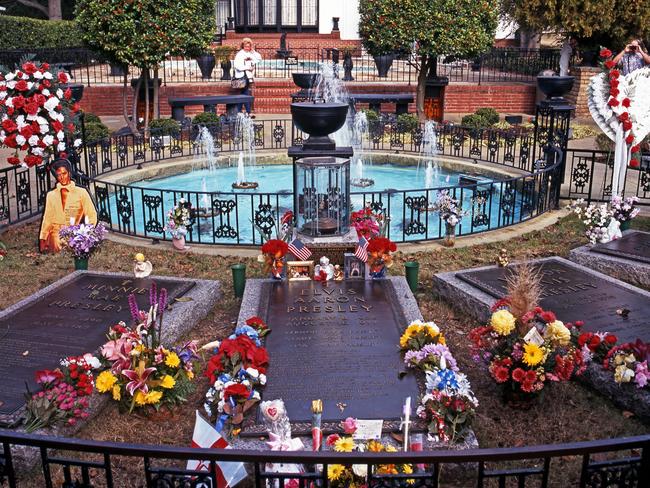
[599,48,613,59]
[2,119,17,133]
[574,321,584,328]
[71,102,80,113]
[64,88,72,100]
[589,336,601,350]
[57,72,69,83]
[608,98,620,107]
[604,60,616,69]
[22,62,37,75]
[539,311,556,323]
[24,154,42,167]
[578,332,593,347]
[7,156,20,165]
[12,95,25,109]
[20,126,33,139]
[33,93,46,106]
[223,383,251,401]
[42,79,51,88]
[3,133,17,148]
[625,134,634,144]
[512,368,525,382]
[609,69,620,78]
[25,102,39,116]
[52,120,64,132]
[609,88,620,98]
[631,145,641,153]
[605,335,617,345]
[15,80,28,92]
[42,63,50,70]
[610,78,619,88]
[618,112,629,121]
[629,158,640,168]
[622,98,631,108]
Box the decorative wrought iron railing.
[1,429,648,487]
[0,47,563,86]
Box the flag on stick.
[355,236,369,263]
[288,238,312,261]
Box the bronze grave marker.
[591,231,650,264]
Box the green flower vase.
[74,257,89,270]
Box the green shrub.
[83,113,102,125]
[0,16,83,49]
[149,118,181,133]
[595,133,614,152]
[461,114,490,130]
[193,112,221,125]
[396,113,419,133]
[84,122,111,143]
[474,107,499,126]
[361,109,380,123]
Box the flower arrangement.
[610,195,640,222]
[351,205,386,240]
[400,320,478,442]
[0,61,81,167]
[58,221,106,259]
[324,434,413,486]
[203,316,270,436]
[604,339,649,389]
[432,190,468,227]
[164,198,191,239]
[94,284,197,413]
[366,236,397,278]
[568,199,615,244]
[260,239,289,279]
[23,354,99,432]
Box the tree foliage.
[502,0,650,46]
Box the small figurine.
[333,264,344,281]
[133,252,153,278]
[496,248,509,267]
[314,256,335,281]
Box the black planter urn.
[220,60,232,80]
[343,53,354,81]
[196,54,216,80]
[373,54,395,78]
[290,102,349,150]
[537,76,575,106]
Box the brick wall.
[80,81,537,118]
[222,31,358,51]
[566,66,600,119]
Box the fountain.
[422,120,439,189]
[350,111,374,188]
[313,62,354,148]
[231,113,259,189]
[196,177,216,219]
[194,126,218,172]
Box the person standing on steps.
[233,37,262,117]
[612,38,650,76]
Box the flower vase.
[270,258,285,280]
[503,387,540,410]
[370,265,387,280]
[620,220,631,231]
[74,257,88,270]
[443,222,456,247]
[172,236,187,251]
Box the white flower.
[33,71,43,80]
[44,72,53,80]
[352,465,368,477]
[217,400,225,412]
[6,81,16,90]
[42,89,50,97]
[73,138,82,147]
[5,97,13,108]
[242,379,251,387]
[245,367,259,379]
[28,135,39,146]
[259,374,267,385]
[21,72,29,80]
[57,142,66,151]
[0,91,6,100]
[32,147,44,156]
[16,135,26,146]
[36,116,48,125]
[5,73,15,81]
[27,82,34,90]
[56,89,64,99]
[43,134,54,146]
[16,115,27,129]
[251,390,261,400]
[44,97,60,112]
[39,125,49,135]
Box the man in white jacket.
[233,37,263,116]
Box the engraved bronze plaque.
[260,280,418,426]
[591,231,650,264]
[0,274,194,419]
[456,258,650,343]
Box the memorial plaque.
[0,274,195,418]
[591,231,650,264]
[456,258,650,343]
[260,280,418,427]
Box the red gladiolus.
[629,158,640,168]
[608,98,620,107]
[622,98,631,108]
[604,60,616,69]
[600,48,613,59]
[625,134,634,144]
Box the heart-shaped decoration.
[260,399,286,422]
[267,407,278,418]
[588,66,650,146]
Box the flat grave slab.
[238,277,422,436]
[450,257,650,342]
[0,271,220,427]
[569,230,650,288]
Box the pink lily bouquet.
[94,283,198,413]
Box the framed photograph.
[344,253,367,280]
[287,260,314,281]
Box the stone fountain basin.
[290,102,349,137]
[292,72,322,89]
[537,75,575,98]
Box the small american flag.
[288,238,312,261]
[355,236,369,263]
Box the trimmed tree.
[75,0,215,132]
[359,0,499,119]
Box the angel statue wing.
[587,71,618,142]
[625,67,650,145]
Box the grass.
[1,214,649,487]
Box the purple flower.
[149,282,158,307]
[635,361,649,389]
[128,293,140,322]
[158,288,168,312]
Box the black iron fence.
[0,47,563,86]
[1,429,648,487]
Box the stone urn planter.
[220,59,232,80]
[196,54,216,80]
[290,102,349,150]
[536,75,575,105]
[343,52,354,81]
[292,72,321,90]
[373,54,395,78]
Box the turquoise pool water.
[106,163,523,244]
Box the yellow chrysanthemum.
[384,444,398,453]
[333,437,355,452]
[95,371,117,393]
[145,390,163,404]
[367,440,384,452]
[160,375,176,389]
[111,385,121,401]
[523,343,544,366]
[544,320,571,346]
[187,370,195,380]
[327,464,345,481]
[399,324,422,348]
[402,464,413,474]
[165,352,180,368]
[134,390,147,406]
[490,310,516,336]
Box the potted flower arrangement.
[94,284,198,415]
[58,220,107,270]
[469,264,586,408]
[212,45,235,81]
[260,239,289,279]
[0,61,82,167]
[164,199,191,251]
[350,205,386,240]
[366,236,397,279]
[433,190,467,247]
[604,339,649,388]
[610,195,640,231]
[568,199,618,244]
[203,316,270,436]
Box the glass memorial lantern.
[294,156,350,236]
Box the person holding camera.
[612,39,650,76]
[233,37,262,117]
